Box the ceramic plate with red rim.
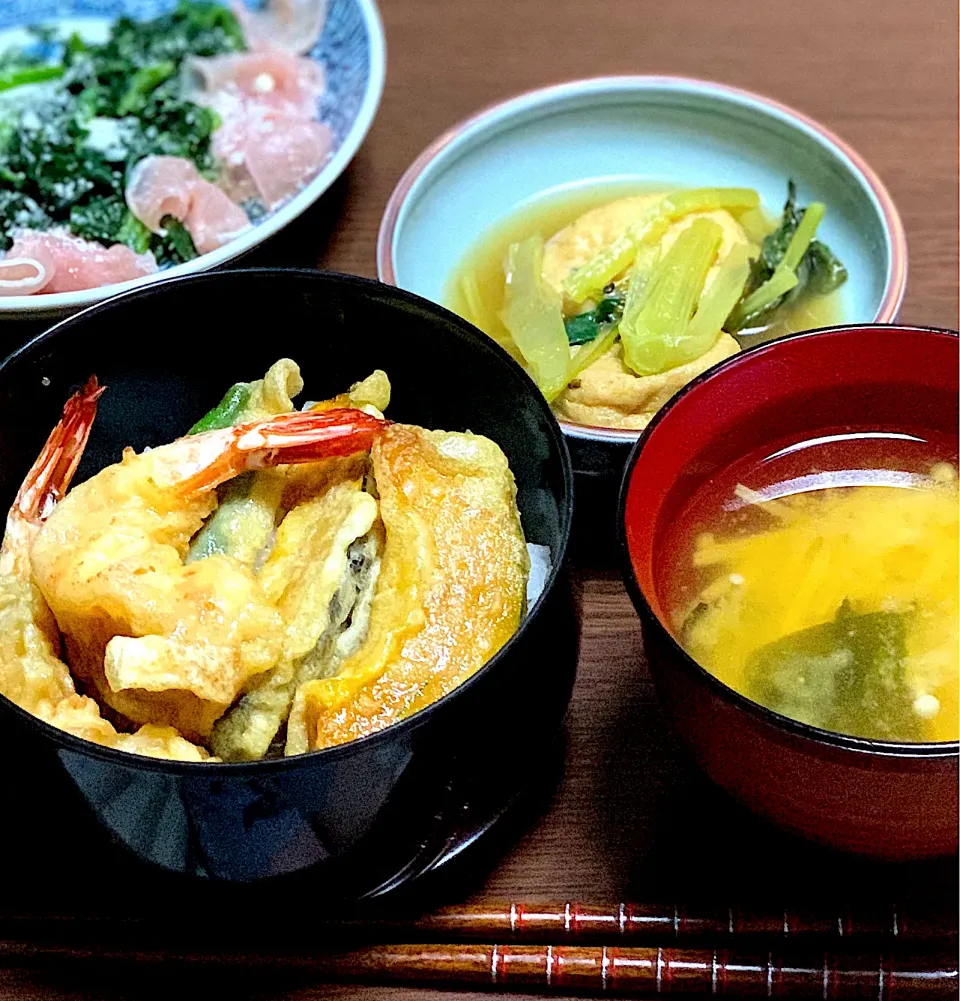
[377,76,907,458]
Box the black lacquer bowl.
[0,269,577,889]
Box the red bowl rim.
[617,323,960,760]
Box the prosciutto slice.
[125,155,252,254]
[0,230,157,296]
[214,107,333,209]
[187,49,324,119]
[0,257,50,296]
[234,0,328,55]
[185,47,332,209]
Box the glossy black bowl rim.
[617,322,960,761]
[0,267,575,773]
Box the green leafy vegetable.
[564,296,624,345]
[116,60,176,115]
[69,196,128,246]
[0,191,51,243]
[63,2,244,118]
[805,239,848,294]
[0,64,64,92]
[115,209,152,254]
[160,216,198,263]
[725,182,848,332]
[0,2,244,261]
[746,600,921,742]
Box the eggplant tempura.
[0,361,538,761]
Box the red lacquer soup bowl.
[618,325,959,859]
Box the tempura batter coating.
[0,379,212,761]
[292,424,529,750]
[211,475,379,760]
[29,409,385,740]
[30,443,282,739]
[0,576,76,718]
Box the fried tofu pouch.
[542,194,747,430]
[288,424,529,752]
[558,334,740,431]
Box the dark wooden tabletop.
[1,0,957,999]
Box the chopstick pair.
[294,942,959,998]
[321,900,957,996]
[0,900,955,997]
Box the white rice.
[525,543,552,608]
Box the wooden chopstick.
[382,901,958,946]
[0,939,955,998]
[316,943,959,997]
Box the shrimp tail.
[15,376,104,524]
[178,408,388,495]
[0,376,104,576]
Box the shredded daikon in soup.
[678,465,958,742]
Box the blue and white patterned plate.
[0,0,386,318]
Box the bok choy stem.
[619,218,723,377]
[681,243,751,358]
[499,237,571,401]
[563,188,759,304]
[780,201,826,272]
[727,267,799,327]
[460,273,524,363]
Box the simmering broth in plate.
[660,428,959,743]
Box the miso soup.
[662,429,959,743]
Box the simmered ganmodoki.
[0,361,548,762]
[450,182,847,431]
[663,431,958,743]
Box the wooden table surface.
[2,0,957,999]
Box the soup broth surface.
[661,428,959,743]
